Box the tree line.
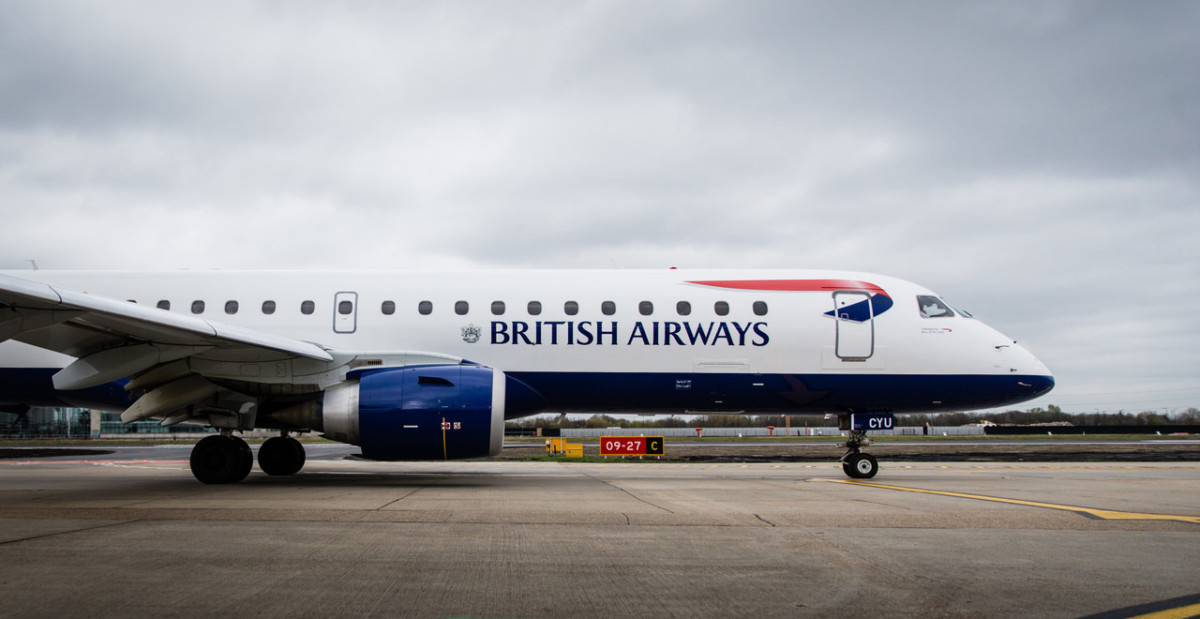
[506,406,1200,430]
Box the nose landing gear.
[841,429,879,479]
[838,413,891,479]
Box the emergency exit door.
[334,292,358,334]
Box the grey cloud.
[1,0,1198,412]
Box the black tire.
[190,435,248,484]
[287,437,306,474]
[259,436,305,476]
[844,453,879,479]
[231,435,253,483]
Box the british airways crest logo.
[461,324,482,343]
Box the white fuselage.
[0,269,1053,414]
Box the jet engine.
[319,365,545,460]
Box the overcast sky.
[1,1,1197,414]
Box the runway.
[1,448,1198,618]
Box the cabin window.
[639,301,653,316]
[528,301,542,316]
[714,301,729,316]
[225,300,239,315]
[753,301,768,316]
[491,301,506,316]
[917,295,955,318]
[338,301,353,315]
[262,300,276,315]
[418,300,433,315]
[676,301,691,316]
[191,300,205,314]
[156,300,170,310]
[455,301,469,315]
[381,301,396,315]
[601,301,616,316]
[301,300,315,315]
[564,301,579,316]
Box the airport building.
[1,407,211,438]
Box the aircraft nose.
[1017,374,1055,399]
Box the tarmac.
[1,444,1199,618]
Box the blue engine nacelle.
[319,365,545,461]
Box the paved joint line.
[753,513,776,527]
[0,519,136,546]
[579,472,675,514]
[817,479,1200,525]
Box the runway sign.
[600,436,665,456]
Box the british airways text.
[490,321,769,347]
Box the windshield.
[917,295,955,318]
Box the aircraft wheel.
[259,436,306,476]
[288,437,306,474]
[843,453,879,479]
[191,435,253,484]
[232,436,253,482]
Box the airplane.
[0,269,1054,483]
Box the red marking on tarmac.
[2,459,189,465]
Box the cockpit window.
[943,299,973,318]
[917,295,955,318]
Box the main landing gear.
[257,434,306,477]
[190,432,253,484]
[189,432,307,484]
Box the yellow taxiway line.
[821,479,1200,525]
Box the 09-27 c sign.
[600,436,665,456]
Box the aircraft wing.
[0,272,334,393]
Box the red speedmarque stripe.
[686,279,889,296]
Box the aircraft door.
[833,291,874,360]
[334,292,358,334]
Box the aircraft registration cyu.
[0,269,1053,482]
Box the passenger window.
[528,301,542,316]
[381,301,396,315]
[491,301,506,315]
[601,301,616,316]
[917,295,955,318]
[225,300,239,315]
[301,300,315,315]
[639,301,653,316]
[338,301,353,315]
[564,301,579,316]
[676,301,691,316]
[455,301,469,316]
[191,300,205,314]
[418,301,433,315]
[714,301,729,316]
[156,300,170,310]
[262,300,276,315]
[753,301,768,316]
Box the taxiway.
[1,447,1198,618]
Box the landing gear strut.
[839,412,891,479]
[841,428,879,479]
[190,432,253,484]
[258,434,307,476]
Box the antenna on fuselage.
[25,260,38,271]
